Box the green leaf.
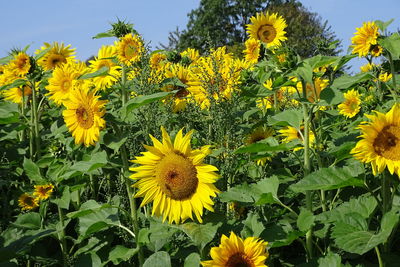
[307,55,338,70]
[319,87,344,105]
[270,109,303,129]
[242,212,265,237]
[92,31,115,39]
[184,253,200,267]
[0,55,13,65]
[77,202,119,237]
[290,166,364,192]
[219,183,255,203]
[71,151,108,173]
[52,186,71,210]
[331,73,374,90]
[143,251,171,267]
[375,19,394,31]
[235,141,291,154]
[180,222,221,250]
[318,252,342,267]
[23,158,45,183]
[13,213,41,230]
[293,61,313,85]
[103,133,127,153]
[380,32,400,60]
[74,253,102,267]
[108,245,138,265]
[0,79,26,93]
[260,224,303,248]
[331,210,399,255]
[297,209,315,232]
[121,91,175,119]
[34,47,51,60]
[78,66,109,80]
[0,101,19,124]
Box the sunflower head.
[18,193,39,211]
[351,104,400,176]
[130,127,220,224]
[279,125,315,151]
[89,45,121,90]
[36,42,76,71]
[3,84,33,104]
[246,11,287,48]
[116,33,144,66]
[9,52,31,76]
[371,45,383,57]
[351,21,379,57]
[62,87,107,147]
[243,38,261,64]
[338,89,361,118]
[201,232,269,267]
[33,184,54,201]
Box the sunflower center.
[156,152,198,200]
[258,24,277,43]
[61,79,72,92]
[75,106,94,129]
[25,196,35,206]
[226,252,253,267]
[124,44,137,59]
[48,54,66,69]
[373,125,400,160]
[175,88,189,98]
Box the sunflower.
[351,104,400,176]
[18,193,39,211]
[149,52,167,70]
[9,52,31,76]
[247,11,287,48]
[46,61,88,105]
[180,48,200,63]
[371,45,383,57]
[33,184,54,201]
[379,72,392,82]
[89,45,121,90]
[116,33,144,66]
[244,38,261,64]
[62,88,107,147]
[279,125,315,151]
[3,84,33,104]
[36,42,75,70]
[338,89,361,118]
[246,127,274,166]
[351,21,379,57]
[130,127,220,224]
[201,232,269,267]
[360,63,376,73]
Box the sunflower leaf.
[92,31,115,39]
[0,101,20,124]
[23,157,45,183]
[143,251,171,267]
[34,47,51,60]
[180,222,221,250]
[331,73,374,90]
[184,253,200,267]
[379,32,400,60]
[78,66,109,80]
[375,19,394,32]
[270,109,303,129]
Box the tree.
[160,0,340,57]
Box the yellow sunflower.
[244,38,261,64]
[33,184,54,201]
[36,42,76,70]
[351,21,379,57]
[371,45,383,57]
[89,45,121,90]
[279,125,315,151]
[149,52,167,70]
[180,48,200,63]
[9,52,31,76]
[247,11,287,48]
[3,84,33,104]
[115,33,144,66]
[201,232,269,267]
[379,72,392,82]
[62,88,107,147]
[163,64,193,112]
[351,104,400,176]
[360,62,377,73]
[130,127,220,224]
[246,127,274,166]
[46,61,88,105]
[18,193,39,211]
[338,89,361,118]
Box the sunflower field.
[1,11,400,267]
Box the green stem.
[387,53,398,102]
[20,88,26,142]
[375,246,384,267]
[30,81,40,159]
[57,205,68,266]
[382,171,392,253]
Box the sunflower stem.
[120,65,144,266]
[388,53,398,102]
[30,81,41,160]
[382,171,392,253]
[301,80,313,260]
[375,246,384,267]
[57,205,68,266]
[20,88,26,142]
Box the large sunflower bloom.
[89,45,121,90]
[351,21,379,57]
[338,89,361,118]
[246,11,287,48]
[18,193,39,211]
[36,42,76,70]
[130,127,220,224]
[115,33,144,66]
[201,232,269,267]
[351,104,400,176]
[62,88,107,147]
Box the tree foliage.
[160,0,340,57]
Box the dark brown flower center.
[226,252,253,267]
[258,24,277,43]
[373,125,400,160]
[156,153,198,200]
[76,106,94,129]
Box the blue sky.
[1,0,399,72]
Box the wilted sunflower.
[33,184,54,200]
[18,193,39,211]
[62,87,107,147]
[130,127,220,224]
[243,38,261,64]
[116,33,144,66]
[351,104,400,176]
[89,45,121,90]
[351,21,379,57]
[36,42,75,70]
[46,61,88,105]
[201,232,269,267]
[9,52,31,76]
[247,11,287,48]
[338,89,361,118]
